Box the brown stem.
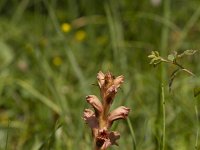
[173,61,196,77]
[162,58,195,77]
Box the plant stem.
[195,97,199,149]
[161,58,195,77]
[157,0,170,148]
[161,84,166,150]
[127,117,137,150]
[173,5,200,50]
[173,61,195,77]
[5,120,10,150]
[160,0,170,85]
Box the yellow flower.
[75,30,86,42]
[52,56,63,66]
[61,23,71,33]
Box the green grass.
[0,0,200,149]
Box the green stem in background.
[16,80,61,115]
[137,13,179,32]
[127,117,137,150]
[105,1,127,73]
[161,84,166,150]
[162,59,195,77]
[160,0,170,87]
[5,120,10,150]
[11,0,29,23]
[173,5,200,50]
[195,97,199,149]
[160,0,170,57]
[173,61,195,77]
[157,0,170,148]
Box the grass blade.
[5,120,10,150]
[16,80,61,115]
[127,117,136,150]
[195,97,199,149]
[173,5,200,50]
[161,84,166,150]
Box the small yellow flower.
[52,56,63,67]
[61,23,71,33]
[75,30,86,42]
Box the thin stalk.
[11,0,30,23]
[159,57,195,77]
[137,13,179,32]
[173,61,195,77]
[173,5,200,50]
[127,117,137,150]
[195,97,199,149]
[157,0,170,148]
[161,84,166,150]
[5,120,10,150]
[160,0,170,57]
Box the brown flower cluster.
[83,71,130,150]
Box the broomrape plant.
[83,71,130,150]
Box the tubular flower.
[96,128,120,149]
[97,71,105,88]
[83,109,99,129]
[83,71,130,150]
[113,75,124,88]
[107,106,130,127]
[86,95,103,116]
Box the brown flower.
[98,72,123,91]
[86,95,103,116]
[97,71,105,88]
[96,128,120,149]
[97,71,124,105]
[113,75,124,89]
[83,109,99,134]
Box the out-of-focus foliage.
[0,0,200,149]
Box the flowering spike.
[83,71,130,150]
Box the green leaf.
[184,50,197,56]
[154,60,161,66]
[16,80,61,115]
[149,59,155,64]
[167,54,175,61]
[177,49,198,58]
[149,57,160,64]
[148,54,155,58]
[194,86,200,97]
[0,40,14,69]
[173,51,178,56]
[154,51,159,57]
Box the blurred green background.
[0,0,200,149]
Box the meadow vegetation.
[0,0,200,149]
